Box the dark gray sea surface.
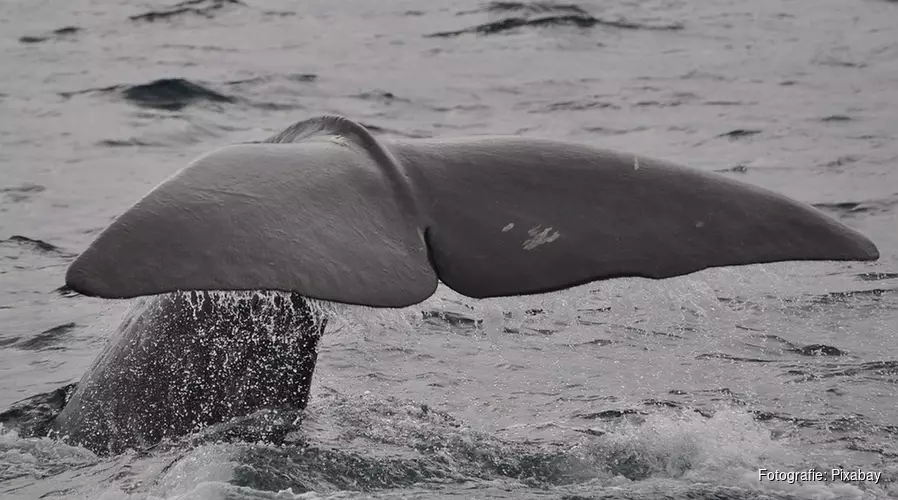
[2,0,897,498]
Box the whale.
[53,115,879,454]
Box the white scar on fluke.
[523,225,561,251]
[54,115,878,455]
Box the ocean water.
[1,0,897,498]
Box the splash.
[179,290,331,338]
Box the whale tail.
[65,116,879,307]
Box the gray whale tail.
[53,115,878,454]
[65,115,879,305]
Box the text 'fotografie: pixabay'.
[758,468,882,484]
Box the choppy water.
[2,0,897,498]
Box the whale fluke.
[65,116,879,306]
